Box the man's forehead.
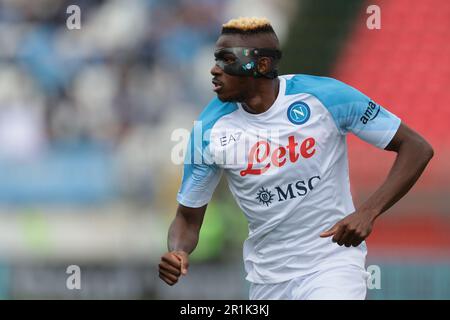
[215,33,279,49]
[215,34,247,48]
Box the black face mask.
[214,47,282,79]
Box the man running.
[158,17,433,299]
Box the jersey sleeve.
[176,128,223,208]
[326,80,401,149]
[176,98,237,208]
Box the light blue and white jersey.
[177,74,401,284]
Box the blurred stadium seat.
[334,0,450,300]
[334,0,450,189]
[0,0,292,299]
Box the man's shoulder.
[197,97,239,128]
[281,74,368,107]
[281,74,346,94]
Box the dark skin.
[319,123,433,246]
[211,32,282,113]
[158,33,434,286]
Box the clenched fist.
[158,251,189,286]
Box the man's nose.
[210,63,223,76]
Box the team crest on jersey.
[287,101,311,125]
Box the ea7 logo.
[360,101,380,124]
[220,132,242,146]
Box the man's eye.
[224,57,235,64]
[215,57,234,64]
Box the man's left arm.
[320,122,434,247]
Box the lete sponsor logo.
[240,135,316,176]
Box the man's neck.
[241,78,280,114]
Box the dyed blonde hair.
[221,17,275,35]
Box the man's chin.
[216,93,239,103]
[216,94,230,102]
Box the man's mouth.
[212,79,223,92]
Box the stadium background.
[0,0,448,299]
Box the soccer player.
[158,17,434,299]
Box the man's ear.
[257,57,272,74]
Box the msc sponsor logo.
[276,175,321,202]
[287,101,311,125]
[256,187,275,206]
[255,175,321,206]
[360,100,380,124]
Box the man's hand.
[161,204,206,286]
[319,123,433,248]
[320,210,376,247]
[158,251,189,286]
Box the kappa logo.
[287,101,311,125]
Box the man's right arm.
[159,99,227,285]
[158,204,207,286]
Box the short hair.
[221,17,276,35]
